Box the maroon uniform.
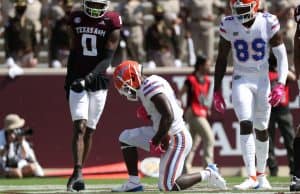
[65,10,122,91]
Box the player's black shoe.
[67,171,85,192]
[290,176,300,191]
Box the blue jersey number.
[233,38,266,62]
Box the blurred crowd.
[0,0,299,69]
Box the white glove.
[51,60,62,68]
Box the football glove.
[70,79,85,93]
[149,141,166,155]
[269,83,285,107]
[213,91,226,113]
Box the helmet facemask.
[114,62,142,101]
[83,0,109,18]
[231,1,257,23]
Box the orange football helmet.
[230,0,259,23]
[113,60,142,101]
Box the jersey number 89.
[234,38,266,62]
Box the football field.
[0,176,295,194]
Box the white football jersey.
[137,75,185,135]
[219,12,280,75]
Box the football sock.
[294,137,300,178]
[240,134,256,177]
[255,138,269,174]
[129,175,140,184]
[200,170,210,181]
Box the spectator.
[267,52,296,177]
[183,0,226,60]
[49,0,73,68]
[0,114,44,178]
[118,0,145,63]
[25,0,42,45]
[269,0,298,66]
[178,55,214,172]
[4,0,38,68]
[144,4,181,67]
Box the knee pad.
[255,129,269,141]
[240,120,253,134]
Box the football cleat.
[206,164,227,190]
[67,171,85,192]
[111,181,144,192]
[257,174,272,189]
[234,177,259,190]
[290,176,300,191]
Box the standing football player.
[64,0,121,191]
[213,0,288,190]
[290,4,300,192]
[111,60,227,192]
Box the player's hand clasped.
[269,83,285,107]
[213,91,226,113]
[149,135,170,155]
[71,79,86,93]
[149,141,166,155]
[70,73,94,93]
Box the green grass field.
[0,176,295,194]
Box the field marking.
[0,183,292,194]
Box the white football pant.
[119,126,192,191]
[69,89,108,129]
[232,74,271,130]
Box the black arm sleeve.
[85,48,115,82]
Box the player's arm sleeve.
[272,44,288,84]
[150,93,173,145]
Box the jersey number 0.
[81,34,97,56]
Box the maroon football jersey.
[68,10,122,77]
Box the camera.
[14,128,34,136]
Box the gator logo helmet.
[113,60,142,101]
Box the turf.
[0,176,294,194]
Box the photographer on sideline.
[0,114,44,178]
